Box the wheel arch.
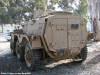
[21,37,29,45]
[14,35,18,43]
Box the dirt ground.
[0,40,100,75]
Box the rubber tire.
[24,43,41,71]
[74,46,88,63]
[10,40,16,55]
[16,41,25,61]
[80,47,87,62]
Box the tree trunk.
[1,24,3,33]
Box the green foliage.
[0,0,88,24]
[34,0,44,10]
[48,0,59,10]
[0,0,35,24]
[74,0,88,17]
[58,0,74,9]
[0,0,61,24]
[73,0,88,23]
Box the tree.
[58,0,75,9]
[0,0,88,25]
[47,0,60,10]
[74,0,88,18]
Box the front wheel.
[24,43,42,70]
[10,39,16,55]
[16,41,25,61]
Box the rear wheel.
[16,41,25,61]
[74,46,88,63]
[24,43,42,70]
[80,47,87,62]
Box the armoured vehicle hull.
[10,11,88,70]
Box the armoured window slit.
[71,24,79,29]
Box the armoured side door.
[67,15,82,51]
[44,17,68,51]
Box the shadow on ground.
[0,51,85,75]
[0,46,100,75]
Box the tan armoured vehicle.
[10,11,88,70]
